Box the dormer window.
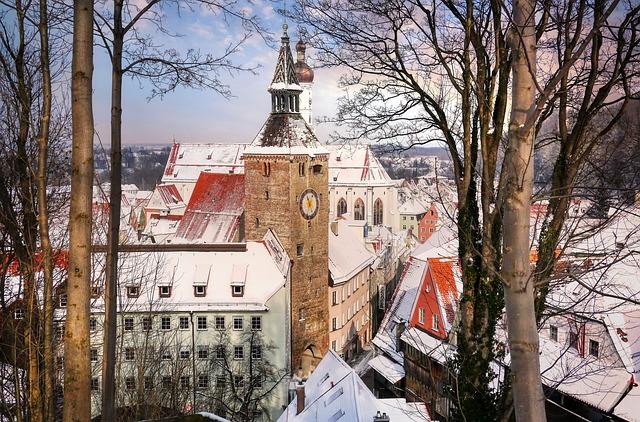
[194,285,206,297]
[232,285,244,297]
[127,286,140,298]
[159,286,172,298]
[14,308,24,320]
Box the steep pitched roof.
[162,143,246,183]
[328,220,374,284]
[428,258,461,333]
[174,173,244,243]
[246,113,328,154]
[326,145,393,186]
[269,25,302,92]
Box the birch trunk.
[502,0,546,420]
[63,0,94,420]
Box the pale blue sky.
[92,0,342,146]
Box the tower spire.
[269,24,302,114]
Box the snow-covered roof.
[411,225,458,260]
[401,327,450,365]
[367,355,405,384]
[373,257,427,364]
[174,173,244,243]
[162,143,246,183]
[90,241,289,313]
[329,220,374,284]
[278,349,430,421]
[326,144,393,186]
[398,197,429,215]
[245,114,328,155]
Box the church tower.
[294,38,314,127]
[244,25,329,377]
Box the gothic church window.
[374,198,383,226]
[262,162,271,177]
[354,198,365,220]
[337,198,347,217]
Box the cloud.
[189,21,214,39]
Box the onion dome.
[295,40,314,83]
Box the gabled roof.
[328,220,374,284]
[278,349,429,421]
[326,145,393,186]
[156,184,184,206]
[174,173,244,243]
[162,143,246,183]
[428,258,461,333]
[398,197,429,215]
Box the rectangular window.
[253,375,264,389]
[59,293,67,308]
[159,286,171,298]
[90,348,98,362]
[179,316,189,330]
[550,325,558,342]
[144,376,154,391]
[251,316,262,331]
[332,317,337,331]
[126,286,139,298]
[198,375,209,390]
[251,345,262,360]
[125,377,135,391]
[91,377,99,391]
[215,345,225,360]
[569,331,579,350]
[124,317,134,331]
[194,285,206,297]
[215,316,225,330]
[232,285,244,297]
[14,308,24,320]
[296,243,304,257]
[432,314,439,331]
[332,340,337,351]
[162,376,172,390]
[161,317,171,330]
[197,316,207,330]
[89,318,97,332]
[142,317,152,331]
[125,347,135,361]
[179,348,190,360]
[419,308,425,324]
[198,346,209,360]
[162,350,172,360]
[589,340,599,357]
[234,375,244,388]
[180,376,190,389]
[332,291,338,306]
[233,316,243,330]
[234,345,244,360]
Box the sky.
[92,0,343,146]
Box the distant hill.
[371,144,450,159]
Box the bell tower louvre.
[243,24,329,378]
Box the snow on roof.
[400,327,450,365]
[613,383,640,422]
[278,349,429,421]
[411,225,458,260]
[373,257,427,364]
[329,220,374,284]
[91,242,288,313]
[376,398,430,422]
[398,197,429,215]
[367,355,405,384]
[246,113,328,154]
[174,173,245,243]
[326,144,393,186]
[144,215,181,243]
[162,143,246,183]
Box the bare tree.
[289,0,640,419]
[93,2,267,417]
[63,0,94,419]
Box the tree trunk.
[36,0,55,417]
[63,0,94,420]
[502,0,546,420]
[102,1,123,418]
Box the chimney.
[330,221,339,236]
[373,411,390,422]
[296,381,305,415]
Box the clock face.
[299,189,319,220]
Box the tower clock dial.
[299,188,319,220]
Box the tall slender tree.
[63,0,94,420]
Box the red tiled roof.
[4,250,69,276]
[429,258,459,326]
[156,184,183,205]
[175,172,245,242]
[164,143,180,176]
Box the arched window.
[337,198,347,217]
[374,198,383,226]
[353,198,365,220]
